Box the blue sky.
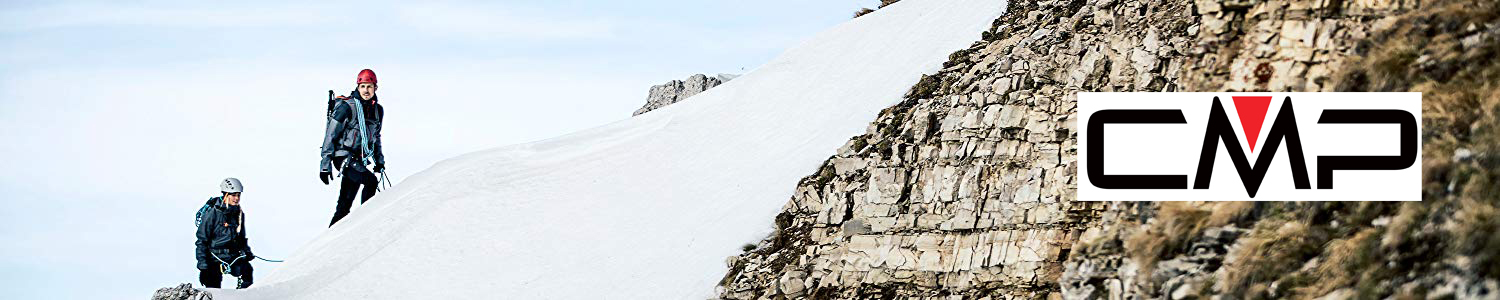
[0,0,874,298]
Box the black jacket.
[196,197,253,270]
[320,91,385,175]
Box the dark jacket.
[320,91,385,175]
[196,197,253,270]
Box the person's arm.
[372,105,385,170]
[239,212,253,260]
[196,209,213,270]
[320,102,352,173]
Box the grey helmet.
[220,178,244,193]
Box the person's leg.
[199,268,221,289]
[330,174,359,226]
[359,173,378,204]
[232,262,254,289]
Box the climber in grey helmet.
[195,177,255,289]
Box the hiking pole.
[255,256,285,263]
[379,170,392,190]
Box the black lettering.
[1193,97,1311,197]
[1087,109,1188,189]
[1315,110,1418,188]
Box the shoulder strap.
[196,203,212,227]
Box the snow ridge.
[216,0,1006,298]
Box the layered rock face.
[717,0,1198,298]
[632,73,738,116]
[720,0,1500,299]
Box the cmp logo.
[1077,93,1422,201]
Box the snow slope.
[218,0,1006,298]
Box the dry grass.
[1122,201,1255,275]
[1205,201,1256,227]
[1095,1,1500,298]
[1452,197,1500,277]
[1295,228,1380,297]
[1124,202,1208,271]
[1380,202,1427,249]
[1220,220,1322,296]
[1256,1,1500,297]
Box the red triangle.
[1232,96,1272,152]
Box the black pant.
[330,169,378,226]
[199,261,253,289]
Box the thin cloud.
[393,2,617,40]
[0,3,334,32]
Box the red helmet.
[356,69,378,84]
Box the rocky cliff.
[632,73,738,116]
[718,0,1189,297]
[719,0,1500,299]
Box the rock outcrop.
[720,0,1500,299]
[152,283,212,300]
[718,0,1198,297]
[856,0,905,18]
[632,73,738,116]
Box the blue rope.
[348,98,375,169]
[348,98,390,191]
[213,253,284,274]
[212,253,244,274]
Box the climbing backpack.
[326,90,349,122]
[195,200,213,228]
[326,90,357,171]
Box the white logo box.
[1076,92,1422,201]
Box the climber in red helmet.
[319,69,387,226]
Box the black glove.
[320,171,332,185]
[373,164,385,173]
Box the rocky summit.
[152,283,212,300]
[633,73,739,116]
